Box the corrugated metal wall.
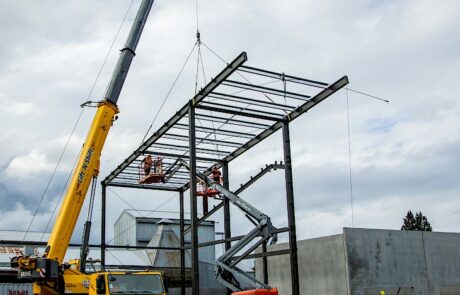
[0,283,33,295]
[114,211,137,246]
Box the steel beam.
[107,182,181,191]
[222,80,311,101]
[163,133,243,148]
[144,150,222,163]
[195,113,270,129]
[209,92,296,111]
[238,65,329,88]
[197,105,284,122]
[200,101,285,118]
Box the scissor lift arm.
[178,160,276,292]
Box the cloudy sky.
[0,0,459,250]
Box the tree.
[401,210,432,231]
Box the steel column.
[282,122,299,295]
[262,241,268,284]
[188,103,199,295]
[101,184,106,267]
[223,161,231,251]
[179,190,186,295]
[222,161,232,295]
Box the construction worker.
[211,165,222,183]
[156,157,163,174]
[142,155,153,176]
[379,290,385,295]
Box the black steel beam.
[197,105,283,122]
[223,161,231,254]
[107,182,181,191]
[239,65,329,87]
[144,150,222,163]
[210,92,296,111]
[173,123,256,139]
[152,142,231,157]
[262,241,268,284]
[102,52,248,186]
[0,241,180,251]
[195,113,270,129]
[200,101,285,118]
[222,79,311,101]
[163,133,243,148]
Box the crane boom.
[46,0,155,265]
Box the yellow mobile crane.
[10,1,165,294]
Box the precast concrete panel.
[256,234,348,295]
[344,228,429,295]
[421,231,460,294]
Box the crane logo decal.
[78,147,95,184]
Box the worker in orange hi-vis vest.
[142,155,153,176]
[211,165,222,183]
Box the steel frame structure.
[99,51,348,295]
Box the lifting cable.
[345,88,389,229]
[140,42,197,144]
[27,0,138,241]
[346,88,355,228]
[40,149,81,241]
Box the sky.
[0,0,459,252]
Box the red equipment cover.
[232,288,278,295]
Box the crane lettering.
[78,147,95,184]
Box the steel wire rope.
[31,0,139,241]
[23,109,85,241]
[140,43,197,144]
[346,88,355,228]
[193,41,223,160]
[106,249,125,265]
[40,147,82,241]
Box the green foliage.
[401,210,432,231]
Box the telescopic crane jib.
[10,1,166,294]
